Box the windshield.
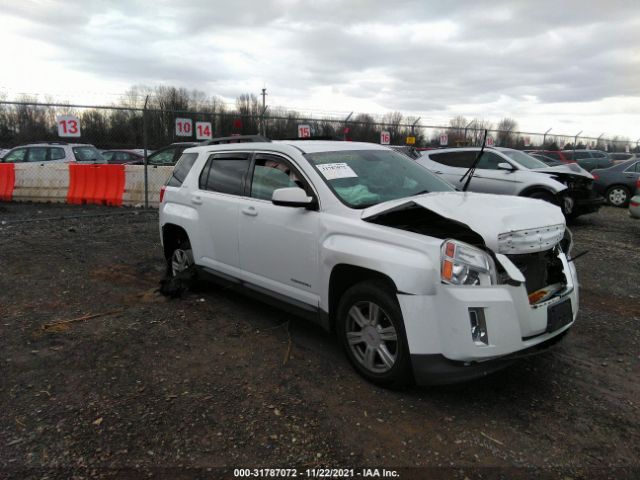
[502,150,548,169]
[73,146,106,163]
[306,149,454,208]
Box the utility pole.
[143,95,149,209]
[543,128,552,148]
[343,112,353,141]
[597,133,604,150]
[464,120,475,146]
[260,88,267,137]
[573,130,582,157]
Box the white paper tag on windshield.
[317,163,358,180]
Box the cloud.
[1,0,639,137]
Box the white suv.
[1,142,106,163]
[159,139,579,387]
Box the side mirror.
[272,187,316,209]
[497,162,515,171]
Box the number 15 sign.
[57,115,81,138]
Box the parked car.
[102,149,144,165]
[0,142,106,164]
[528,153,564,166]
[592,159,640,207]
[610,152,638,164]
[160,138,578,387]
[0,148,9,160]
[147,142,199,166]
[388,145,421,159]
[416,147,602,218]
[629,178,640,219]
[561,150,613,171]
[525,150,574,164]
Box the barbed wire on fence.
[0,100,637,153]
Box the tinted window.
[592,151,607,158]
[167,153,199,187]
[476,152,506,170]
[429,151,476,168]
[73,146,105,162]
[148,148,176,165]
[250,155,302,200]
[624,162,640,173]
[545,152,561,160]
[49,147,65,160]
[573,151,591,159]
[27,147,48,162]
[4,148,27,162]
[199,153,251,195]
[102,152,115,161]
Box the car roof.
[183,140,391,155]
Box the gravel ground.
[0,202,638,480]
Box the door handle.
[191,195,202,205]
[242,206,258,216]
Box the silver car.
[416,147,603,218]
[1,142,106,164]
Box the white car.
[0,142,106,164]
[417,147,602,218]
[159,139,579,386]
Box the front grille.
[505,246,566,295]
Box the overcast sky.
[1,0,639,139]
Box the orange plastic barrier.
[67,164,125,206]
[0,163,15,201]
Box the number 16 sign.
[57,115,81,137]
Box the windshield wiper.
[459,129,488,192]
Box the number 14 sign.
[196,121,213,140]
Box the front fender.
[319,234,438,311]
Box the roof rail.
[201,135,271,145]
[34,141,69,145]
[280,135,336,141]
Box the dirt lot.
[0,202,639,479]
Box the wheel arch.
[162,223,191,260]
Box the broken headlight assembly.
[441,240,496,286]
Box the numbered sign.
[175,118,193,137]
[625,145,630,153]
[298,124,311,138]
[195,121,212,140]
[439,133,448,146]
[523,136,531,147]
[405,136,416,145]
[486,136,495,147]
[57,115,81,138]
[380,131,391,145]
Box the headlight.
[441,240,496,286]
[561,227,574,256]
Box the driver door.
[237,153,320,308]
[467,152,522,195]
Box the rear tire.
[605,186,630,207]
[336,280,412,388]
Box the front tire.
[336,281,412,388]
[160,239,196,297]
[606,186,630,207]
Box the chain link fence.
[0,100,637,206]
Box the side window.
[573,151,590,159]
[546,152,561,160]
[592,152,606,158]
[429,151,476,168]
[625,162,640,173]
[115,152,129,162]
[562,152,574,160]
[476,152,505,170]
[250,155,303,200]
[102,151,114,162]
[49,147,66,160]
[148,148,176,165]
[4,148,27,163]
[167,153,199,187]
[27,147,48,162]
[199,152,251,195]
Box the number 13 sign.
[57,115,81,138]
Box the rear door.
[193,152,251,277]
[237,152,321,307]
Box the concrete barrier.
[123,165,173,207]
[13,163,70,203]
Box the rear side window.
[199,152,251,195]
[429,151,476,168]
[73,146,104,162]
[167,153,199,187]
[49,147,66,160]
[27,147,48,162]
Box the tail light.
[592,174,599,181]
[636,178,640,190]
[160,185,166,203]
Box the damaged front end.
[532,166,604,218]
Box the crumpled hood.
[362,191,566,254]
[531,163,593,179]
